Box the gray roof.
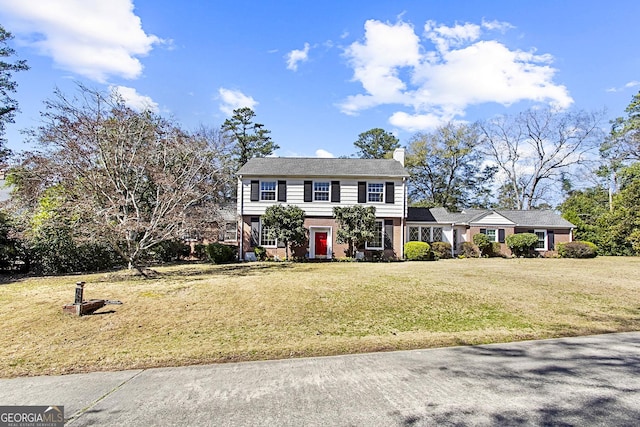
[237,157,409,178]
[496,210,575,228]
[407,207,575,229]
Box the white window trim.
[367,182,385,203]
[260,181,277,201]
[534,229,547,251]
[483,228,499,242]
[365,220,384,250]
[259,220,277,248]
[223,221,238,242]
[313,181,330,202]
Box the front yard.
[1,257,639,378]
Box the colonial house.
[236,150,409,260]
[235,149,575,260]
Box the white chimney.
[393,148,405,166]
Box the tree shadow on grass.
[156,262,300,278]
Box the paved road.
[1,332,639,426]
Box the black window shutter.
[278,180,287,202]
[250,217,260,246]
[548,230,555,250]
[331,181,341,203]
[480,228,486,235]
[384,219,394,249]
[250,180,259,201]
[498,229,505,243]
[358,182,366,203]
[527,229,534,234]
[303,181,312,202]
[385,182,395,204]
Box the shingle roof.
[237,157,409,178]
[407,207,575,228]
[496,210,575,228]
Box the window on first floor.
[407,226,444,243]
[365,220,384,250]
[260,222,277,247]
[222,221,237,242]
[534,229,547,250]
[482,228,497,242]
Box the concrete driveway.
[1,332,639,426]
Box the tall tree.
[602,90,640,163]
[8,85,227,270]
[353,128,400,159]
[261,204,306,260]
[0,25,29,157]
[479,108,604,209]
[221,107,278,168]
[405,123,496,210]
[333,205,376,258]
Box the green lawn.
[1,257,639,378]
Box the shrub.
[253,245,267,261]
[460,241,479,258]
[490,241,502,257]
[557,241,598,258]
[506,233,538,257]
[206,243,237,264]
[193,244,207,260]
[404,241,431,260]
[472,233,493,257]
[146,240,191,263]
[431,241,452,259]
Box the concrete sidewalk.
[2,332,640,426]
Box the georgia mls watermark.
[0,406,64,427]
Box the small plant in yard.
[206,243,236,264]
[472,233,493,257]
[557,241,598,258]
[404,241,431,260]
[431,241,452,259]
[506,233,538,257]
[253,245,267,261]
[460,241,479,258]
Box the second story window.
[314,182,330,201]
[260,181,276,201]
[367,183,384,203]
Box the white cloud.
[218,88,258,116]
[606,80,640,93]
[286,43,310,71]
[110,85,158,112]
[315,149,335,158]
[0,0,162,82]
[340,19,573,131]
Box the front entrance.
[315,232,328,258]
[309,226,332,259]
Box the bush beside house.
[404,241,431,260]
[505,233,538,257]
[557,241,598,258]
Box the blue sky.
[1,0,639,158]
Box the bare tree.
[479,108,605,209]
[10,85,228,270]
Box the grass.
[1,257,639,378]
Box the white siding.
[239,178,405,217]
[473,212,515,226]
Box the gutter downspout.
[239,175,244,261]
[401,176,407,260]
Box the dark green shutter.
[331,181,340,203]
[304,181,312,202]
[250,181,259,201]
[385,182,394,204]
[277,180,286,202]
[358,182,366,203]
[548,230,555,250]
[384,219,394,249]
[498,229,505,243]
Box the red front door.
[315,232,328,258]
